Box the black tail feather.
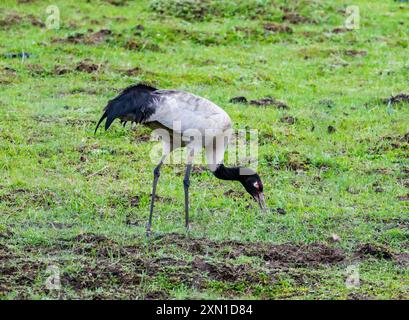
[94,83,157,134]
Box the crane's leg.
[146,155,166,237]
[183,149,194,232]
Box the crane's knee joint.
[153,167,161,177]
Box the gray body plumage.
[95,84,232,170]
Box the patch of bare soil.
[223,189,246,198]
[69,88,99,95]
[327,125,336,133]
[230,96,289,109]
[233,26,261,38]
[348,292,373,300]
[376,217,409,229]
[282,12,311,24]
[117,66,143,76]
[263,23,293,34]
[398,178,409,188]
[271,208,287,215]
[0,66,17,84]
[75,233,113,244]
[26,14,45,27]
[0,188,60,209]
[383,93,409,105]
[123,39,161,52]
[2,233,407,299]
[355,244,409,267]
[25,63,48,76]
[319,99,335,108]
[153,234,345,267]
[53,29,114,45]
[192,166,207,175]
[53,65,71,75]
[65,118,95,126]
[397,193,409,201]
[0,14,22,27]
[344,49,367,57]
[75,59,100,73]
[229,96,248,104]
[355,244,393,260]
[331,27,351,33]
[49,233,347,296]
[250,97,289,109]
[108,192,140,209]
[370,168,393,175]
[0,12,44,28]
[369,132,409,154]
[0,244,45,298]
[280,115,296,125]
[394,253,409,267]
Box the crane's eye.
[253,181,263,192]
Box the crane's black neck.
[212,164,246,183]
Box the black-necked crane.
[95,83,266,235]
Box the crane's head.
[240,172,267,210]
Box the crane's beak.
[255,192,267,211]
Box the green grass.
[0,0,408,299]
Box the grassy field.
[0,0,408,299]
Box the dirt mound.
[370,132,409,154]
[263,23,293,34]
[53,29,113,45]
[394,253,409,267]
[74,233,111,244]
[327,125,336,133]
[355,244,393,260]
[397,193,409,201]
[229,96,248,104]
[0,188,60,209]
[344,49,367,57]
[53,65,71,75]
[354,244,409,266]
[118,67,143,76]
[0,13,44,28]
[332,27,351,33]
[280,115,296,125]
[230,96,289,109]
[383,93,409,105]
[75,60,100,73]
[282,12,311,24]
[123,40,161,52]
[250,97,289,109]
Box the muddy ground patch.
[1,231,407,299]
